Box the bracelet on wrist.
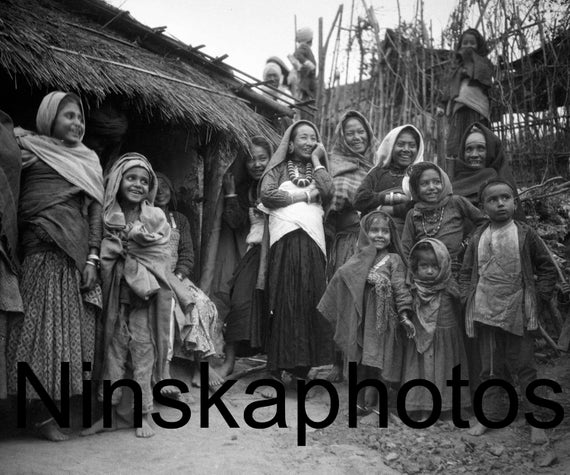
[313,165,325,172]
[85,260,97,268]
[87,253,100,262]
[224,193,238,198]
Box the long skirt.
[360,285,404,383]
[225,245,265,354]
[401,303,470,412]
[266,229,334,371]
[7,250,101,400]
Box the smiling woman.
[7,91,104,441]
[354,124,425,235]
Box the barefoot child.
[402,162,487,278]
[402,238,470,416]
[459,179,556,443]
[318,210,415,412]
[85,153,171,438]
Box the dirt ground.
[0,354,568,475]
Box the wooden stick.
[538,323,562,355]
[226,363,266,381]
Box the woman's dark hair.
[478,178,516,204]
[250,136,273,158]
[409,241,436,271]
[289,122,318,143]
[408,162,440,194]
[398,126,420,148]
[456,28,489,56]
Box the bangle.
[224,193,238,198]
[313,165,325,172]
[85,260,97,268]
[305,191,311,204]
[87,254,100,262]
[385,192,393,205]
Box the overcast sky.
[105,0,458,81]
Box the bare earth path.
[0,355,568,474]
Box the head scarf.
[408,238,458,353]
[155,171,177,210]
[329,111,379,212]
[453,122,518,203]
[16,91,104,204]
[331,110,378,169]
[456,28,489,56]
[260,120,329,185]
[371,125,425,199]
[296,27,313,43]
[408,162,453,210]
[374,124,425,169]
[103,152,158,230]
[263,62,283,86]
[266,56,290,84]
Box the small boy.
[459,179,556,443]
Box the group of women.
[0,83,518,441]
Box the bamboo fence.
[317,0,570,186]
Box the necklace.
[388,168,405,177]
[421,205,446,237]
[287,160,313,187]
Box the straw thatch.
[0,0,278,146]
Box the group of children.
[320,163,556,445]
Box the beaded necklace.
[420,205,446,237]
[388,168,405,177]
[287,160,313,187]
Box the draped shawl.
[17,92,104,270]
[329,110,378,212]
[452,122,518,203]
[101,153,172,383]
[317,211,408,357]
[408,238,459,353]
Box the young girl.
[402,238,470,415]
[401,162,486,277]
[318,210,415,411]
[8,92,104,441]
[443,28,494,160]
[86,153,171,438]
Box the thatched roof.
[0,0,279,145]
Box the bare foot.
[80,408,131,436]
[325,364,343,382]
[259,386,278,399]
[36,419,69,442]
[531,427,548,445]
[160,382,181,399]
[135,415,155,438]
[191,369,201,387]
[208,366,225,391]
[468,420,488,436]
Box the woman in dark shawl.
[7,92,104,441]
[259,120,334,392]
